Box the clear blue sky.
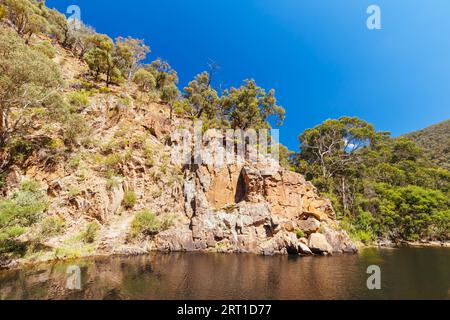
[48,0,450,151]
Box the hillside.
[0,1,358,269]
[404,120,450,170]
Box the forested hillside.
[294,118,450,243]
[404,120,449,170]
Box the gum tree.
[0,28,63,149]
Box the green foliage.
[179,72,285,131]
[131,210,172,237]
[102,153,123,173]
[9,137,34,164]
[182,71,219,120]
[4,0,48,41]
[122,190,137,209]
[32,40,56,58]
[375,184,449,241]
[69,21,96,58]
[133,68,156,92]
[67,90,91,109]
[295,117,450,242]
[295,229,305,239]
[145,58,178,90]
[0,4,6,21]
[0,179,47,255]
[42,6,70,46]
[0,27,63,148]
[39,215,66,238]
[68,154,82,170]
[79,222,100,244]
[85,34,150,86]
[222,79,285,130]
[404,119,449,170]
[161,82,180,104]
[63,113,89,145]
[84,34,115,82]
[115,36,150,80]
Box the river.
[0,248,449,300]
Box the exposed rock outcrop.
[155,160,357,256]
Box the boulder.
[298,242,313,255]
[308,233,333,254]
[155,228,195,252]
[323,226,358,253]
[298,217,321,234]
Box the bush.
[295,229,306,239]
[122,190,137,209]
[33,41,57,59]
[9,138,34,164]
[0,180,47,255]
[80,222,100,244]
[0,5,6,22]
[102,154,123,172]
[63,113,89,145]
[68,154,82,170]
[133,69,156,92]
[131,210,173,237]
[39,216,66,238]
[67,90,91,109]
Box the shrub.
[106,174,122,191]
[160,215,175,231]
[143,143,155,167]
[68,186,82,197]
[0,27,63,149]
[9,138,34,164]
[68,154,82,170]
[67,90,91,109]
[39,216,66,238]
[103,154,123,172]
[133,69,156,92]
[131,210,173,237]
[0,5,6,22]
[80,222,100,244]
[295,229,306,239]
[49,138,65,151]
[0,180,47,229]
[33,41,57,59]
[122,190,137,209]
[63,113,89,145]
[0,180,47,255]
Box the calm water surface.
[0,248,449,300]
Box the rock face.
[155,162,357,256]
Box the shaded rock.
[298,217,321,234]
[298,242,313,255]
[323,226,358,254]
[155,228,194,252]
[308,233,333,254]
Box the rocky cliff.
[1,39,356,269]
[155,159,356,255]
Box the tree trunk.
[341,176,348,212]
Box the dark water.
[0,248,449,300]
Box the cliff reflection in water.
[0,248,449,300]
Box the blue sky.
[47,0,450,150]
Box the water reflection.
[0,248,449,300]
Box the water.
[0,248,449,300]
